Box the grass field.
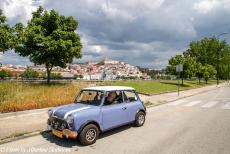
[97,80,220,95]
[0,79,221,113]
[0,81,87,113]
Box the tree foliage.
[167,36,230,83]
[202,64,216,84]
[166,55,197,84]
[14,6,82,83]
[186,37,230,79]
[20,67,39,79]
[0,9,13,53]
[0,70,12,79]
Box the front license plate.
[52,129,63,138]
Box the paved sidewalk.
[0,82,227,141]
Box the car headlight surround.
[66,114,74,124]
[48,109,53,117]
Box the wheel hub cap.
[86,129,96,142]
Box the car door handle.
[122,107,127,110]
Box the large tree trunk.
[198,77,201,84]
[46,64,52,84]
[181,77,184,85]
[46,69,50,84]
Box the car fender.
[78,120,102,133]
[136,108,146,115]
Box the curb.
[0,107,50,118]
[0,130,51,145]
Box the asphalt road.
[1,85,230,154]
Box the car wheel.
[134,111,145,127]
[79,124,99,145]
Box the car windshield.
[75,90,103,106]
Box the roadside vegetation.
[98,80,220,95]
[166,37,230,84]
[0,80,221,113]
[0,81,87,113]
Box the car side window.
[76,91,103,106]
[103,91,123,106]
[123,91,138,103]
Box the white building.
[90,73,103,80]
[104,58,119,65]
[83,73,103,80]
[60,72,74,78]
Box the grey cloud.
[1,0,230,68]
[0,50,32,65]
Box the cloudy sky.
[1,0,230,68]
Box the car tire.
[79,124,99,145]
[134,111,145,127]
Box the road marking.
[201,101,219,108]
[168,100,187,106]
[221,102,230,109]
[184,100,202,107]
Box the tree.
[14,6,82,83]
[183,56,197,79]
[20,67,39,79]
[0,9,13,53]
[185,37,230,81]
[167,55,185,83]
[202,64,216,84]
[196,62,203,84]
[0,70,12,79]
[167,53,199,85]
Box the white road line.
[167,100,187,106]
[184,100,202,107]
[201,101,219,108]
[221,102,230,109]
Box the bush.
[0,70,12,79]
[42,73,62,79]
[20,68,39,79]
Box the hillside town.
[0,58,151,80]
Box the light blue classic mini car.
[47,86,146,145]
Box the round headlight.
[48,109,53,117]
[66,114,74,124]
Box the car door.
[101,91,128,130]
[123,90,140,122]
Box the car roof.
[82,86,135,91]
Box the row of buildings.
[0,59,151,80]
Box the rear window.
[123,91,138,102]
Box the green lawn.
[0,79,222,113]
[97,80,220,95]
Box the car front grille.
[49,116,68,131]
